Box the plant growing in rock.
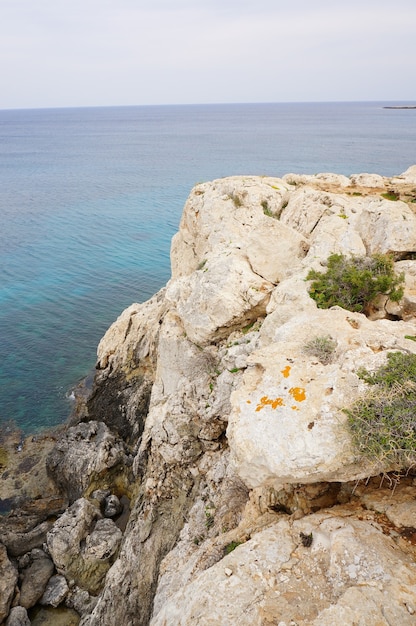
[381,190,400,201]
[344,352,416,468]
[303,335,337,365]
[224,540,242,555]
[306,253,404,314]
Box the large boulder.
[227,308,416,489]
[355,198,416,256]
[46,421,127,502]
[150,505,416,626]
[5,607,31,626]
[19,548,55,609]
[47,498,122,594]
[168,176,308,344]
[0,544,18,623]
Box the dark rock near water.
[103,494,122,518]
[0,543,18,623]
[19,548,55,609]
[65,586,98,617]
[86,371,152,443]
[5,606,31,626]
[46,421,127,503]
[3,520,54,558]
[40,574,69,608]
[46,498,122,595]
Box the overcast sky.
[1,0,415,109]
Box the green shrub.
[306,253,404,314]
[224,540,242,555]
[344,352,416,467]
[304,335,337,365]
[228,192,243,207]
[381,190,400,201]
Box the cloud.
[1,0,415,108]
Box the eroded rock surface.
[6,167,416,626]
[46,421,127,503]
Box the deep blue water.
[0,102,415,434]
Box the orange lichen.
[246,400,251,404]
[256,396,285,412]
[289,387,306,402]
[281,365,291,378]
[291,406,299,411]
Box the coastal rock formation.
[46,421,128,503]
[78,167,416,625]
[46,498,122,594]
[0,544,18,623]
[2,166,416,625]
[151,503,416,626]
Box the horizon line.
[1,99,416,113]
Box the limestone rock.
[355,198,416,256]
[103,494,122,518]
[227,308,416,489]
[88,291,168,442]
[46,498,121,594]
[168,176,308,344]
[65,586,98,616]
[386,260,416,320]
[77,167,416,626]
[40,574,69,608]
[19,548,55,609]
[46,421,127,502]
[0,543,18,623]
[5,606,31,626]
[392,164,416,184]
[2,519,53,558]
[349,172,386,188]
[150,507,416,626]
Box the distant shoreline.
[384,105,416,109]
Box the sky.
[1,0,415,109]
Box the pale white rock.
[305,212,367,261]
[263,272,316,328]
[227,308,416,488]
[96,289,167,372]
[151,509,416,626]
[386,260,416,321]
[355,198,416,255]
[171,176,296,281]
[355,483,416,528]
[78,169,416,626]
[282,172,351,188]
[349,172,386,188]
[167,176,308,344]
[280,187,347,236]
[165,254,274,345]
[391,164,416,184]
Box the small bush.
[224,541,242,555]
[381,190,400,201]
[228,192,243,208]
[306,253,404,314]
[344,352,416,467]
[304,335,337,365]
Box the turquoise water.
[1,102,415,433]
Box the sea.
[1,101,415,435]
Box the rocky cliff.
[2,167,416,625]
